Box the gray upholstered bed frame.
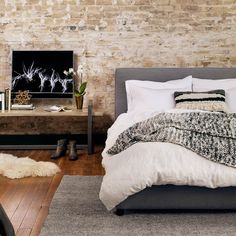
[114,68,236,215]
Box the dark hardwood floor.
[0,146,105,236]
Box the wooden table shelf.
[0,101,103,154]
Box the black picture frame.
[11,50,74,98]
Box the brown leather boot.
[51,139,68,160]
[69,140,78,161]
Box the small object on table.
[44,105,72,112]
[13,90,32,105]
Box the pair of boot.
[51,139,78,161]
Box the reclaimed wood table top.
[0,107,103,117]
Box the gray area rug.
[40,176,236,236]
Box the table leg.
[88,100,93,155]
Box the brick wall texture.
[1,0,236,131]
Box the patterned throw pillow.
[174,90,228,112]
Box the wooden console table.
[0,101,103,154]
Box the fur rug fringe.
[0,153,60,179]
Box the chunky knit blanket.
[107,112,236,168]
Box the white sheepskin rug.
[0,153,60,179]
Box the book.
[11,107,35,110]
[11,104,34,108]
[4,89,8,110]
[8,89,11,111]
[0,92,5,111]
[11,104,35,110]
[1,93,5,111]
[44,105,72,112]
[4,89,11,111]
[0,92,3,111]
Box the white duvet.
[99,109,236,211]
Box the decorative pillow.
[193,78,236,112]
[125,76,192,112]
[174,90,228,113]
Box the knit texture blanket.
[107,112,236,168]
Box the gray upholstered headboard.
[115,68,236,118]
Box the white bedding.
[99,109,236,211]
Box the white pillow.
[126,76,192,112]
[193,78,236,112]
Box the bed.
[101,68,236,215]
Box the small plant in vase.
[75,63,87,109]
[64,64,87,109]
[74,81,87,109]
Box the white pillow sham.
[126,76,192,112]
[193,78,236,112]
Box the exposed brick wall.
[1,0,236,131]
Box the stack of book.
[0,89,11,111]
[11,104,35,110]
[0,92,5,111]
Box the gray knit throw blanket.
[107,112,236,168]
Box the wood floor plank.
[0,181,19,210]
[19,178,52,230]
[31,174,63,235]
[42,173,63,207]
[5,179,32,219]
[30,206,49,236]
[0,177,11,200]
[10,178,43,232]
[16,228,31,236]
